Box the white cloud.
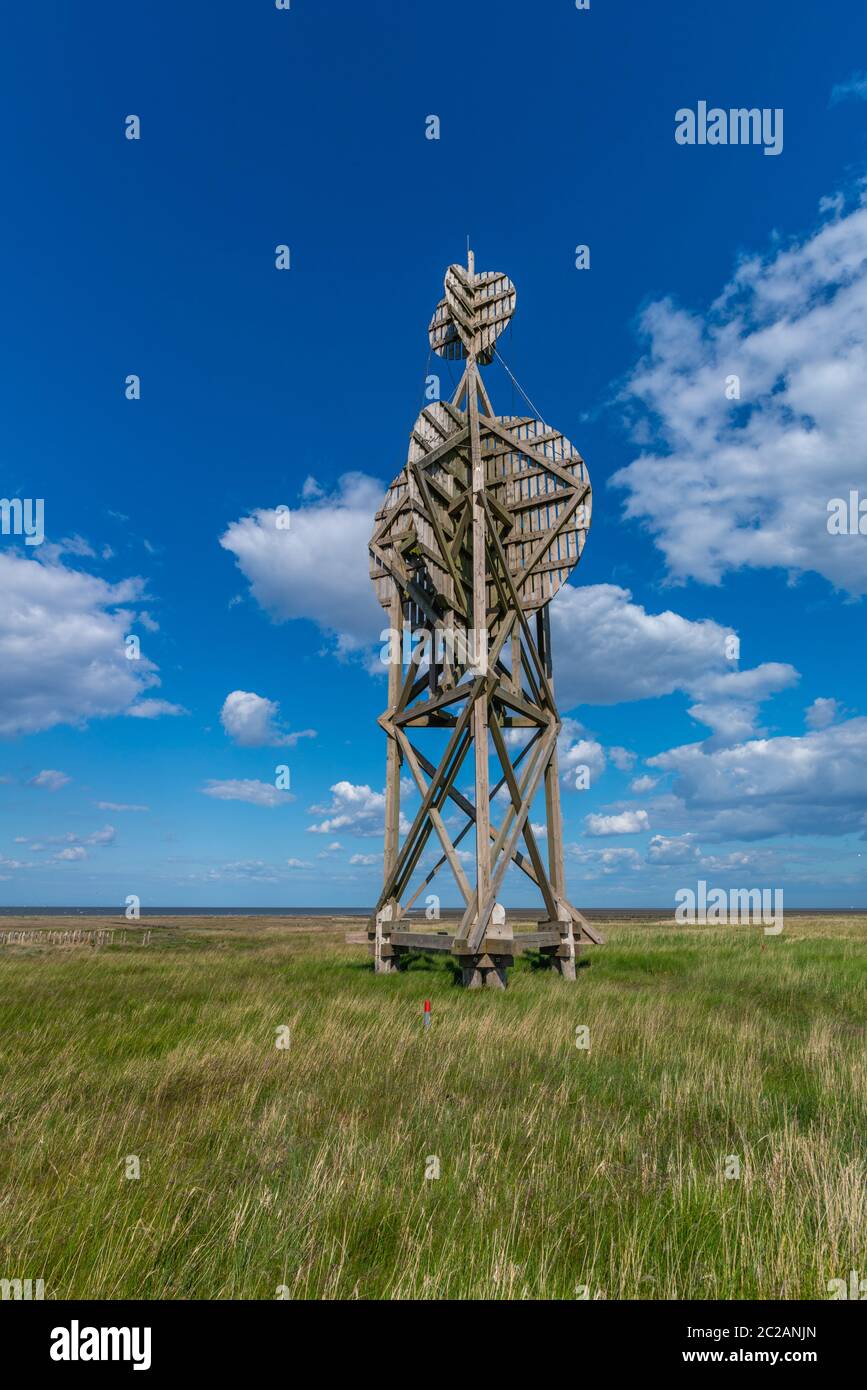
[349,853,379,866]
[646,715,867,841]
[56,846,86,861]
[202,779,293,808]
[0,855,33,871]
[0,551,170,736]
[646,834,700,865]
[307,780,408,837]
[698,849,783,875]
[585,809,650,836]
[127,699,188,719]
[220,690,315,748]
[20,825,116,853]
[29,769,71,792]
[96,802,149,812]
[220,473,385,656]
[550,584,798,745]
[551,584,735,706]
[630,775,658,794]
[567,844,642,876]
[558,717,606,790]
[286,858,313,869]
[612,186,867,596]
[55,535,95,559]
[608,746,636,772]
[805,696,839,730]
[85,826,116,846]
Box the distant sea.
[0,906,375,918]
[0,905,862,919]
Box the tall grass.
[0,915,864,1299]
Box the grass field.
[0,913,864,1300]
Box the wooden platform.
[346,927,561,952]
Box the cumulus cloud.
[612,186,867,596]
[558,717,606,790]
[585,809,650,836]
[220,473,385,656]
[220,690,315,748]
[646,834,700,865]
[202,778,293,808]
[805,696,839,730]
[686,663,799,746]
[646,714,867,841]
[0,552,169,736]
[608,746,637,772]
[551,584,735,706]
[307,780,408,836]
[550,583,799,745]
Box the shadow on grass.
[524,950,592,973]
[343,951,455,979]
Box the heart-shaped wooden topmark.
[428,264,516,364]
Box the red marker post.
[423,998,431,1029]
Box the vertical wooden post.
[538,605,576,978]
[467,252,491,935]
[538,607,565,897]
[384,583,402,883]
[378,581,403,973]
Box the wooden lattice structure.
[365,251,603,988]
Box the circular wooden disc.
[369,402,464,611]
[483,415,591,610]
[369,406,591,613]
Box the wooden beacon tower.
[366,252,602,988]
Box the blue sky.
[2,0,867,908]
